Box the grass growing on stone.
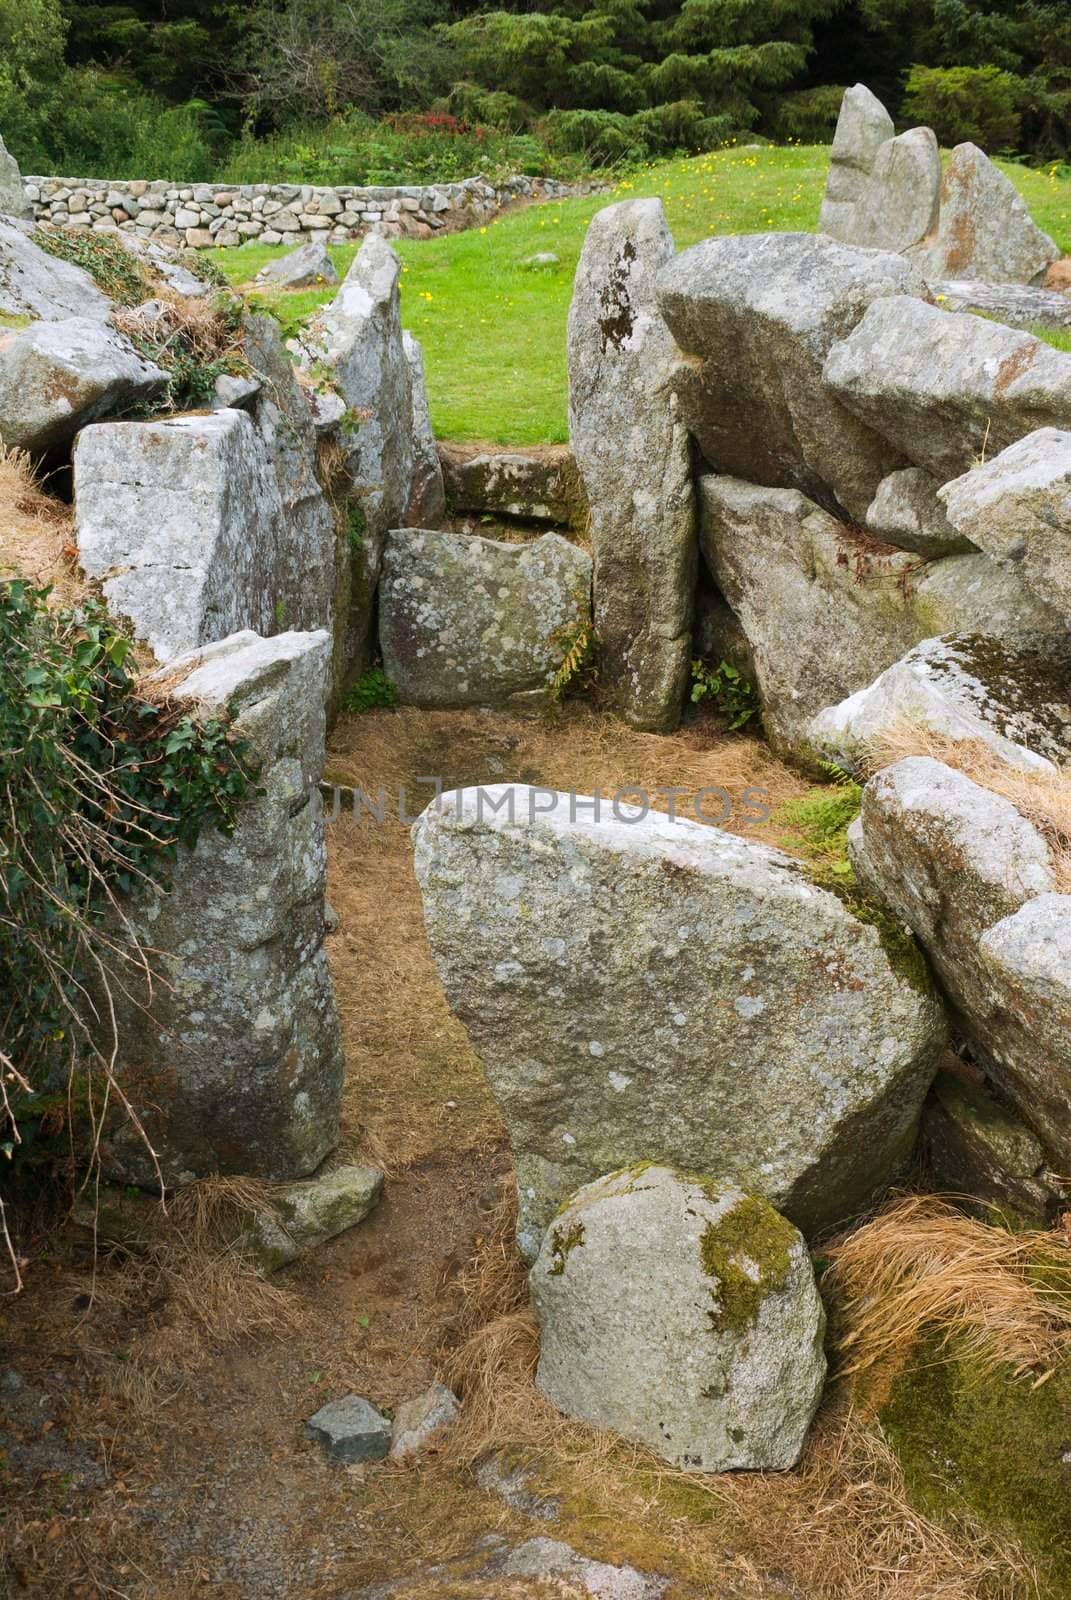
[214,145,1071,445]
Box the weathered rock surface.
[255,237,339,289]
[305,1395,391,1464]
[402,331,445,528]
[0,217,111,322]
[389,1383,459,1461]
[853,127,941,254]
[354,1535,669,1600]
[569,198,696,730]
[249,1164,384,1273]
[379,528,591,709]
[977,894,1071,1167]
[657,232,920,521]
[0,316,167,451]
[305,234,413,673]
[103,630,344,1187]
[819,83,894,238]
[940,428,1071,619]
[924,1066,1060,1223]
[475,1455,561,1521]
[531,1166,826,1471]
[412,785,945,1251]
[930,278,1071,331]
[910,143,1059,285]
[823,296,1071,483]
[439,442,583,527]
[0,134,30,219]
[693,579,755,681]
[812,634,1071,773]
[866,467,973,558]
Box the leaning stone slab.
[0,218,111,322]
[977,895,1071,1168]
[402,331,445,528]
[255,237,339,289]
[103,630,344,1187]
[939,428,1071,619]
[823,296,1071,484]
[930,279,1071,332]
[531,1166,826,1471]
[852,127,941,254]
[924,1066,1060,1224]
[389,1382,459,1461]
[0,134,30,219]
[379,528,591,709]
[412,785,945,1251]
[866,467,973,558]
[569,198,696,731]
[819,83,894,239]
[657,232,921,521]
[811,634,1071,774]
[249,1164,384,1273]
[438,442,583,527]
[910,143,1059,285]
[0,317,166,452]
[305,1395,391,1464]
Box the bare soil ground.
[0,706,1042,1599]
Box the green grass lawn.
[216,144,1071,447]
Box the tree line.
[2,0,1068,183]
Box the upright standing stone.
[0,132,31,219]
[910,143,1059,285]
[852,128,942,254]
[819,84,894,240]
[104,631,344,1188]
[568,199,695,732]
[402,331,446,528]
[304,235,414,674]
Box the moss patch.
[547,1220,585,1275]
[32,227,152,306]
[701,1194,796,1332]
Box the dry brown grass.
[0,445,80,605]
[112,287,244,370]
[867,725,1071,892]
[824,1194,1071,1386]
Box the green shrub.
[769,83,847,144]
[689,658,761,730]
[543,108,649,166]
[344,668,398,713]
[902,64,1025,153]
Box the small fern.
[547,621,597,708]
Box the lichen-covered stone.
[819,84,894,238]
[379,528,591,709]
[439,442,583,527]
[0,316,166,451]
[254,237,339,289]
[0,217,111,322]
[866,467,973,558]
[412,785,945,1251]
[811,634,1071,773]
[402,331,445,528]
[103,630,344,1187]
[909,143,1059,285]
[354,1535,669,1599]
[568,198,695,731]
[924,1067,1059,1224]
[852,127,941,253]
[389,1382,459,1461]
[823,296,1071,483]
[249,1164,384,1272]
[657,232,920,521]
[531,1166,826,1471]
[939,428,1071,619]
[305,1395,391,1464]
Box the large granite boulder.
[811,634,1071,774]
[0,133,30,219]
[852,127,941,254]
[379,528,591,709]
[438,443,583,527]
[402,331,445,528]
[103,630,344,1187]
[940,428,1071,619]
[0,218,111,322]
[304,234,413,673]
[0,317,167,452]
[412,785,945,1253]
[819,83,894,240]
[657,232,921,521]
[569,198,696,731]
[531,1166,826,1471]
[910,143,1059,285]
[866,467,973,558]
[823,297,1071,483]
[698,476,1059,763]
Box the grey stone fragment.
[412,785,944,1251]
[930,279,1071,331]
[811,634,1071,773]
[532,1167,826,1471]
[819,84,894,236]
[569,198,696,731]
[0,134,30,219]
[657,232,921,521]
[389,1382,459,1460]
[305,1395,391,1464]
[475,1454,561,1520]
[249,1164,384,1273]
[853,127,941,253]
[255,238,339,289]
[439,442,583,527]
[350,1534,668,1599]
[823,296,1071,483]
[866,467,974,558]
[939,428,1071,619]
[402,331,445,528]
[0,316,167,451]
[909,143,1059,285]
[924,1067,1060,1224]
[379,529,591,709]
[213,371,261,409]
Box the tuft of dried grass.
[824,1194,1071,1385]
[867,725,1071,891]
[0,444,80,605]
[113,288,243,369]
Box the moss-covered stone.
[701,1194,797,1332]
[547,1220,585,1275]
